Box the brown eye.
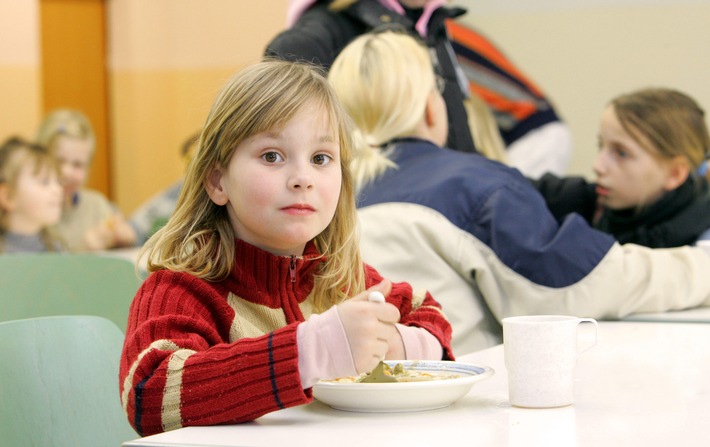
[262,152,283,163]
[312,153,332,166]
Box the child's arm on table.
[119,270,310,436]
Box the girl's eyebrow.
[261,131,281,139]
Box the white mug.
[503,315,598,408]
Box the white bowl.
[312,360,494,412]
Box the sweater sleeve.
[119,271,310,436]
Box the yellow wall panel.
[0,66,42,141]
[107,0,289,216]
[0,0,41,142]
[110,67,243,215]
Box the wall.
[108,0,289,214]
[457,0,710,178]
[0,0,42,142]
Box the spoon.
[357,291,398,383]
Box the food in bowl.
[324,361,462,383]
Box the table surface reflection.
[123,322,710,447]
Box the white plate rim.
[311,360,494,412]
[314,360,493,388]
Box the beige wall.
[0,0,42,142]
[457,0,710,179]
[108,0,289,214]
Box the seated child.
[119,59,453,436]
[537,87,710,247]
[0,136,63,253]
[35,108,136,251]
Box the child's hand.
[109,214,137,247]
[336,279,400,373]
[84,214,137,250]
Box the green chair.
[0,253,142,332]
[0,315,138,446]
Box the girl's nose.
[593,151,608,177]
[288,163,314,190]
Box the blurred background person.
[35,108,136,251]
[0,136,63,253]
[535,88,710,248]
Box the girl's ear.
[0,184,15,211]
[204,166,229,205]
[663,156,691,191]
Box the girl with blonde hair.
[0,137,63,253]
[120,59,452,436]
[35,108,136,250]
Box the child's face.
[594,105,677,210]
[4,162,63,233]
[208,101,342,256]
[53,135,92,202]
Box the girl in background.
[592,88,710,246]
[537,88,710,247]
[0,137,63,253]
[119,59,453,436]
[35,108,136,251]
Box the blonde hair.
[612,88,710,182]
[329,30,435,190]
[329,30,507,191]
[141,59,365,311]
[464,93,508,164]
[0,137,62,251]
[35,108,96,156]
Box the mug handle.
[576,318,598,354]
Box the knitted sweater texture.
[119,239,452,436]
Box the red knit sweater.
[119,239,453,436]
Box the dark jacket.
[533,173,710,248]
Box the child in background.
[35,108,136,251]
[0,137,63,253]
[538,88,710,247]
[593,88,710,246]
[119,60,453,436]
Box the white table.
[623,306,710,323]
[123,322,710,447]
